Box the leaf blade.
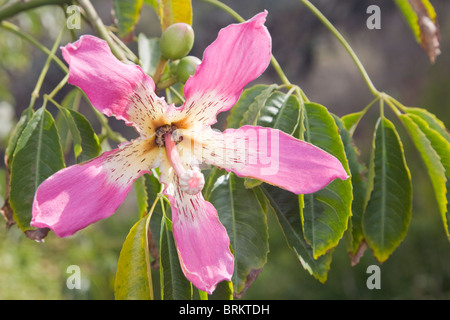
[113,0,144,38]
[206,171,269,297]
[115,214,154,300]
[301,103,353,259]
[363,117,412,262]
[9,107,65,233]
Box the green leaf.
[144,173,165,244]
[160,217,193,299]
[394,0,440,62]
[257,90,301,136]
[399,113,449,238]
[135,176,149,219]
[115,214,153,300]
[227,84,276,129]
[341,111,365,136]
[9,107,65,232]
[5,108,34,167]
[240,84,278,127]
[263,186,332,283]
[138,34,162,75]
[55,89,81,155]
[334,115,368,264]
[206,170,269,297]
[209,280,233,300]
[301,103,352,259]
[363,117,412,263]
[69,109,101,162]
[58,107,101,163]
[404,106,450,143]
[112,0,144,38]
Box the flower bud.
[160,23,195,60]
[176,56,201,83]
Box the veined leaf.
[227,84,277,129]
[112,0,144,38]
[334,115,368,264]
[302,103,352,259]
[363,117,412,263]
[206,170,269,297]
[9,107,65,233]
[69,109,101,162]
[58,107,101,163]
[263,186,332,283]
[395,0,440,63]
[5,108,34,167]
[115,214,153,300]
[257,90,301,136]
[404,106,450,144]
[400,113,449,238]
[160,217,193,300]
[240,84,278,127]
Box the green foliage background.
[1,0,450,299]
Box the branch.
[0,0,72,22]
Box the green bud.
[176,56,201,83]
[160,23,195,60]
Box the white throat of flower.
[164,132,204,195]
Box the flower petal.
[191,126,349,194]
[173,11,271,127]
[31,139,161,237]
[160,160,234,294]
[61,35,168,135]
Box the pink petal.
[61,35,167,135]
[174,11,271,126]
[196,126,349,194]
[160,161,234,294]
[31,139,160,237]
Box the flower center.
[155,124,177,147]
[164,131,204,195]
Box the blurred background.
[0,0,449,299]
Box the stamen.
[164,132,204,195]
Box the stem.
[109,30,140,64]
[199,0,244,23]
[157,77,177,90]
[299,0,380,97]
[152,58,168,85]
[168,86,185,103]
[0,0,72,21]
[159,196,172,231]
[29,24,66,110]
[45,74,69,101]
[0,21,68,73]
[77,0,126,61]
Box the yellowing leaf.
[149,0,193,30]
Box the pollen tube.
[164,132,205,195]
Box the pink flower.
[31,12,348,294]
